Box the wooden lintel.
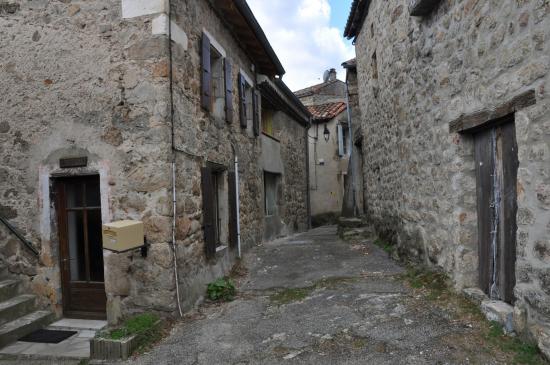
[448,90,536,134]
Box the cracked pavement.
[115,225,502,364]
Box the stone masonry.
[0,0,308,326]
[347,0,550,357]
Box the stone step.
[0,280,19,302]
[0,310,54,348]
[338,217,364,229]
[0,295,36,327]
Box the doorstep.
[0,318,107,360]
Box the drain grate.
[19,329,77,344]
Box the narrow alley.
[114,226,510,365]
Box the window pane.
[88,209,104,282]
[66,182,83,208]
[67,210,86,281]
[86,178,101,207]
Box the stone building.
[0,0,310,345]
[345,0,550,356]
[296,70,352,222]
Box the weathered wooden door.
[55,176,106,318]
[474,117,518,304]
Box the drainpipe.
[344,80,357,216]
[234,154,242,258]
[168,0,183,317]
[305,121,312,229]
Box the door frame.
[54,174,107,319]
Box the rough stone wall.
[0,0,173,322]
[272,112,309,235]
[355,0,550,354]
[169,0,308,311]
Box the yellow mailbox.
[102,220,144,252]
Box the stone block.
[481,300,514,333]
[513,305,527,334]
[121,0,168,19]
[463,287,487,305]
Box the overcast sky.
[247,0,355,91]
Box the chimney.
[328,68,337,81]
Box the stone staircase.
[0,272,54,348]
[337,216,375,240]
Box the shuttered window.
[202,32,231,121]
[228,171,238,248]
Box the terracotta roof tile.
[307,102,347,121]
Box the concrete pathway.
[114,225,503,365]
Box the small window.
[211,170,228,247]
[337,124,350,157]
[244,83,253,126]
[210,48,225,118]
[264,172,280,216]
[262,108,274,136]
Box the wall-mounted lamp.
[323,124,330,142]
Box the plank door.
[55,175,106,318]
[474,118,518,304]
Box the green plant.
[484,321,546,365]
[373,238,395,255]
[102,313,160,340]
[207,277,236,301]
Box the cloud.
[247,0,355,91]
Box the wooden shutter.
[201,167,216,259]
[228,171,238,249]
[238,73,247,128]
[252,89,261,136]
[224,58,234,123]
[201,32,211,111]
[337,124,344,156]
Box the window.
[210,48,225,118]
[337,124,350,157]
[201,166,229,258]
[264,172,279,216]
[201,31,233,122]
[238,71,261,136]
[262,108,274,136]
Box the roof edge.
[233,0,286,76]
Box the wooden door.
[474,118,518,304]
[55,175,106,318]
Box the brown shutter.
[201,32,211,111]
[228,171,238,248]
[224,58,234,124]
[252,89,261,136]
[238,73,247,128]
[201,167,216,259]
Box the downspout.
[168,1,183,317]
[344,80,357,216]
[234,154,242,257]
[305,120,312,229]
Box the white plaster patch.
[98,161,112,224]
[121,0,168,19]
[152,16,188,50]
[39,165,51,244]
